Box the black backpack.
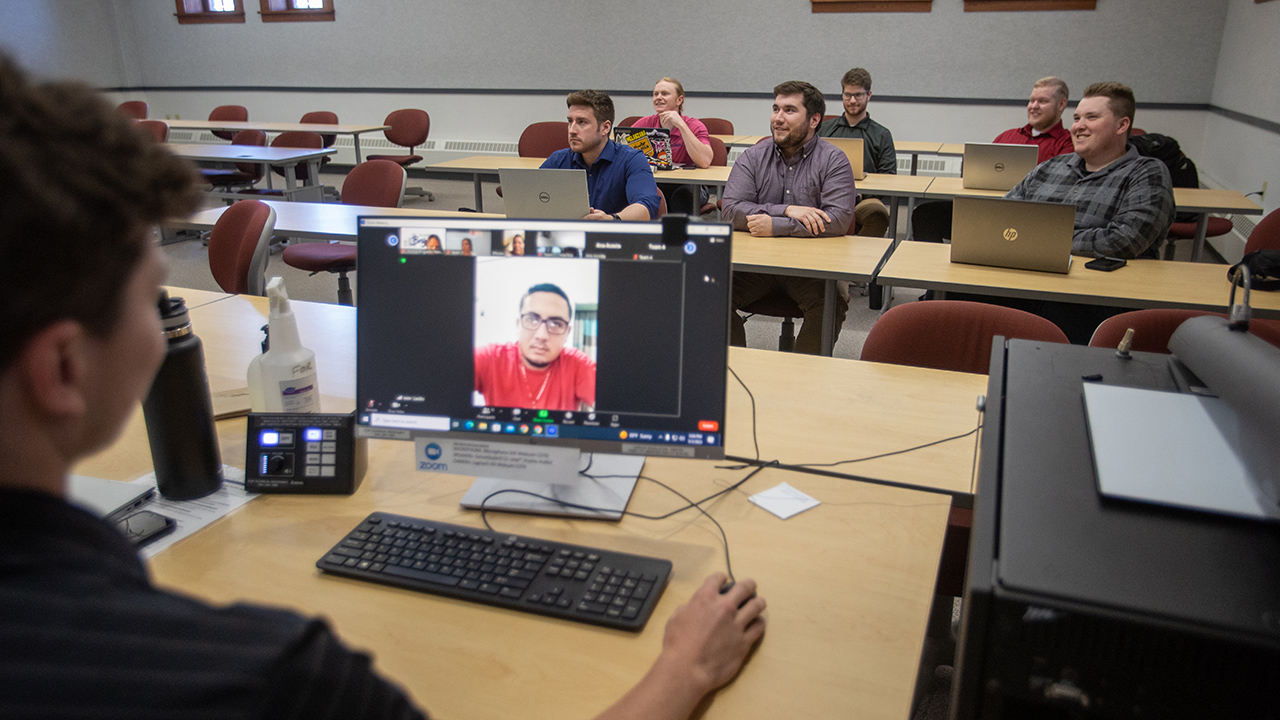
[1130,133,1199,222]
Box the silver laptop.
[961,143,1040,191]
[67,474,154,522]
[950,196,1076,274]
[499,168,590,219]
[823,138,865,180]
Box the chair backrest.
[655,192,667,219]
[208,104,248,141]
[117,101,147,119]
[861,300,1069,375]
[341,159,406,208]
[1089,308,1280,353]
[136,119,169,142]
[619,115,644,128]
[1245,208,1280,255]
[229,129,267,177]
[708,136,728,167]
[518,121,571,158]
[299,110,338,147]
[382,109,430,151]
[700,117,735,135]
[271,131,324,181]
[208,200,276,296]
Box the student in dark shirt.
[0,54,765,720]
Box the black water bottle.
[142,292,224,500]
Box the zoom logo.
[386,234,399,247]
[418,442,448,471]
[1003,227,1019,242]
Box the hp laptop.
[614,126,674,169]
[950,196,1076,274]
[962,143,1040,191]
[498,168,590,220]
[823,138,866,180]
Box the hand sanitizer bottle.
[247,277,320,413]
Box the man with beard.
[722,81,857,354]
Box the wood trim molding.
[964,0,1095,10]
[812,0,932,12]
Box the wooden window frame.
[812,0,932,12]
[964,0,1096,10]
[259,0,335,22]
[175,0,245,24]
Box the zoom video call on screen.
[355,217,732,453]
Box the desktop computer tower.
[953,340,1280,719]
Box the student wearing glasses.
[817,67,895,237]
[473,283,596,411]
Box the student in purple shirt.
[723,80,857,355]
[540,90,661,221]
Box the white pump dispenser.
[247,277,320,413]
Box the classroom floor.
[161,171,900,360]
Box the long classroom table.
[168,143,336,202]
[165,120,390,162]
[72,291,982,720]
[876,239,1280,320]
[166,200,893,356]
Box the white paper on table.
[127,466,258,558]
[749,482,820,520]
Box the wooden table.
[165,120,389,162]
[168,143,336,202]
[74,292,963,720]
[922,177,1264,261]
[876,239,1280,319]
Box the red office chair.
[136,120,169,143]
[619,115,644,128]
[861,300,1069,597]
[367,109,432,200]
[280,160,407,306]
[268,131,325,183]
[699,136,729,216]
[201,129,267,190]
[207,200,277,296]
[1089,309,1280,353]
[1164,217,1235,260]
[700,117,735,135]
[495,122,572,200]
[117,100,147,119]
[1245,208,1280,254]
[299,110,338,148]
[208,104,248,141]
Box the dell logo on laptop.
[538,192,551,203]
[994,162,1006,172]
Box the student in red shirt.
[474,283,596,411]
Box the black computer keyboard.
[317,512,673,631]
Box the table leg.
[888,197,901,241]
[906,196,917,241]
[1191,213,1209,263]
[353,135,363,164]
[821,279,835,356]
[910,153,919,176]
[473,173,485,212]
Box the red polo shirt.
[993,122,1074,164]
[474,342,596,411]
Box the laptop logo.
[538,191,551,203]
[994,162,1005,172]
[1003,227,1019,242]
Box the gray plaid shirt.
[1005,146,1174,259]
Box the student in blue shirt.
[541,90,661,221]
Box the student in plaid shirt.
[1006,81,1174,260]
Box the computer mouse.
[719,581,758,608]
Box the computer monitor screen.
[354,216,732,477]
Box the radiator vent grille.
[444,140,518,154]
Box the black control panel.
[245,412,366,494]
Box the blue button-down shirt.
[541,140,661,219]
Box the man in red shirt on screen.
[474,283,596,411]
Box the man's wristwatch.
[611,213,621,221]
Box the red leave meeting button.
[698,420,719,432]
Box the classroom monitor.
[354,215,732,518]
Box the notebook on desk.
[614,126,674,170]
[962,142,1040,191]
[498,168,590,219]
[822,138,866,180]
[950,196,1075,274]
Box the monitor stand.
[459,453,645,520]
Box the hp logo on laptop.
[1003,228,1019,242]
